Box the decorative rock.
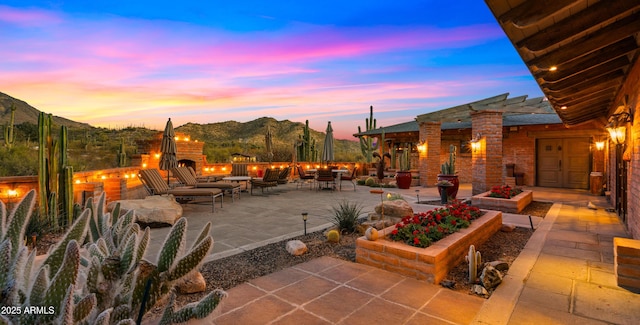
[362,220,392,230]
[480,265,503,290]
[487,261,510,272]
[176,271,207,294]
[286,240,308,256]
[471,284,488,296]
[501,223,516,232]
[365,227,379,241]
[440,279,456,289]
[374,200,414,220]
[107,195,183,226]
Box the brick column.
[419,121,441,187]
[471,111,503,195]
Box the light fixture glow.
[595,141,605,150]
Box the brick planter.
[356,210,502,284]
[471,190,533,213]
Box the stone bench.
[107,195,183,227]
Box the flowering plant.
[488,185,523,199]
[388,200,482,248]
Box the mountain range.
[0,91,360,161]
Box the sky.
[0,1,543,139]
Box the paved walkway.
[143,183,639,324]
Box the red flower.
[391,229,398,235]
[413,237,420,245]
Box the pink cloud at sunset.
[0,2,542,140]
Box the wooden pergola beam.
[517,1,640,52]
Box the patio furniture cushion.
[173,166,241,201]
[277,166,291,184]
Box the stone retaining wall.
[356,210,502,284]
[471,190,533,213]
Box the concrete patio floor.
[143,182,639,324]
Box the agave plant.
[0,190,226,324]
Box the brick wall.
[615,55,640,239]
[419,122,441,187]
[471,111,503,195]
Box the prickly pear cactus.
[0,190,226,325]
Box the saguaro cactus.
[117,137,127,167]
[297,120,315,162]
[358,106,384,163]
[37,112,74,228]
[4,103,16,148]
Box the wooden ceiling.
[485,0,640,126]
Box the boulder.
[501,223,516,232]
[471,284,488,296]
[107,195,183,227]
[286,240,308,256]
[480,265,503,290]
[372,200,413,220]
[176,271,207,294]
[487,261,510,272]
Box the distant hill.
[176,117,360,162]
[0,91,92,129]
[0,92,360,165]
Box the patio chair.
[187,166,223,182]
[231,163,248,176]
[250,168,279,195]
[296,165,315,190]
[138,168,223,212]
[339,167,358,191]
[173,167,241,202]
[316,168,335,191]
[276,166,291,184]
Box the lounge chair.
[339,167,358,191]
[138,169,223,212]
[250,168,278,195]
[187,166,224,182]
[277,166,291,184]
[172,166,241,202]
[296,165,315,190]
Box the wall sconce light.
[469,133,481,151]
[607,95,634,145]
[595,141,605,150]
[606,111,631,145]
[417,141,427,153]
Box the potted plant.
[437,144,459,199]
[395,149,412,189]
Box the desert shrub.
[329,200,364,234]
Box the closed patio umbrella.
[321,121,334,164]
[159,118,178,185]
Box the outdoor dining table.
[306,169,349,190]
[222,176,252,191]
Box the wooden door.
[537,139,562,187]
[537,138,589,189]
